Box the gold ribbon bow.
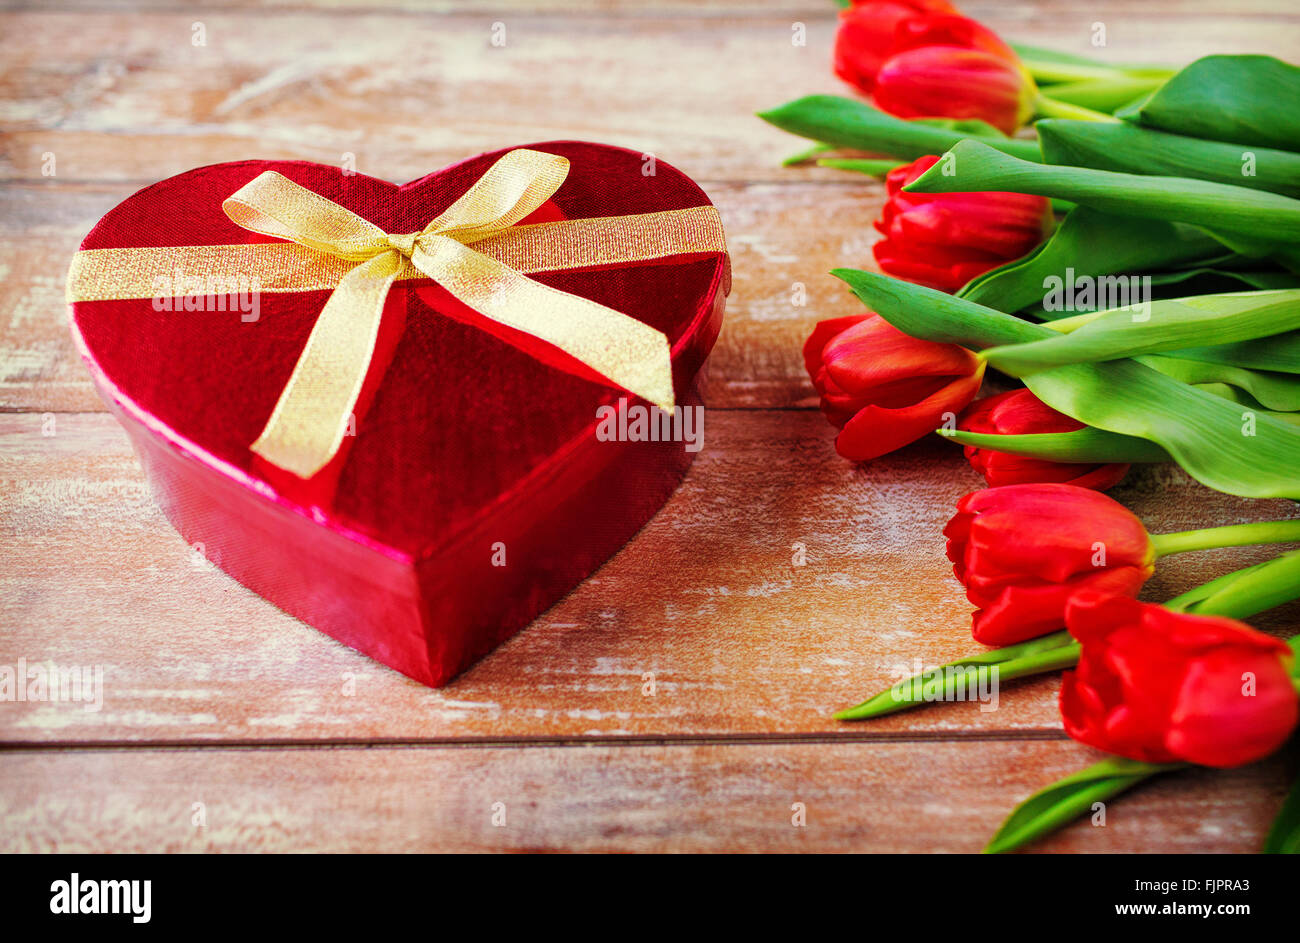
[67,149,728,479]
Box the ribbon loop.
[422,149,571,243]
[222,172,389,261]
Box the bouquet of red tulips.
[763,0,1300,852]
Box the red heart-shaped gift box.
[67,141,729,686]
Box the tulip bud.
[873,45,1038,136]
[873,155,1054,293]
[804,312,984,462]
[1061,592,1299,768]
[833,0,960,94]
[959,389,1129,489]
[944,483,1155,645]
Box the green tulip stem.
[781,141,833,167]
[1032,93,1119,123]
[1150,519,1300,558]
[1019,59,1123,83]
[816,157,906,177]
[1017,56,1176,86]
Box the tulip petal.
[957,389,1129,489]
[873,240,993,293]
[960,483,1154,583]
[874,47,1034,136]
[970,566,1149,646]
[1165,650,1299,768]
[803,314,871,382]
[821,315,982,394]
[834,360,984,460]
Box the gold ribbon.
[66,150,728,479]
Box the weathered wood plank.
[0,739,1291,852]
[1,5,1296,188]
[0,180,880,412]
[2,411,1296,744]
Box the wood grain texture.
[3,0,1299,852]
[1,4,1297,187]
[3,411,1296,744]
[1,740,1293,853]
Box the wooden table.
[3,0,1298,853]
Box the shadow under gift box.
[67,143,729,687]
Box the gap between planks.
[0,729,1073,752]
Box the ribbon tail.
[411,236,675,413]
[250,252,403,479]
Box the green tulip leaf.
[1139,355,1300,411]
[959,207,1228,313]
[832,270,1300,499]
[1023,364,1300,499]
[984,757,1180,854]
[981,290,1300,375]
[905,141,1300,253]
[1166,332,1300,374]
[1264,774,1300,854]
[1189,384,1300,424]
[1038,119,1300,198]
[1120,55,1300,153]
[757,95,1043,163]
[943,426,1171,464]
[836,631,1079,721]
[1027,268,1300,320]
[1146,268,1300,294]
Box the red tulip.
[873,45,1037,136]
[805,313,984,462]
[873,155,1054,293]
[944,483,1155,646]
[1061,592,1298,768]
[833,0,960,94]
[959,389,1129,490]
[889,12,1020,65]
